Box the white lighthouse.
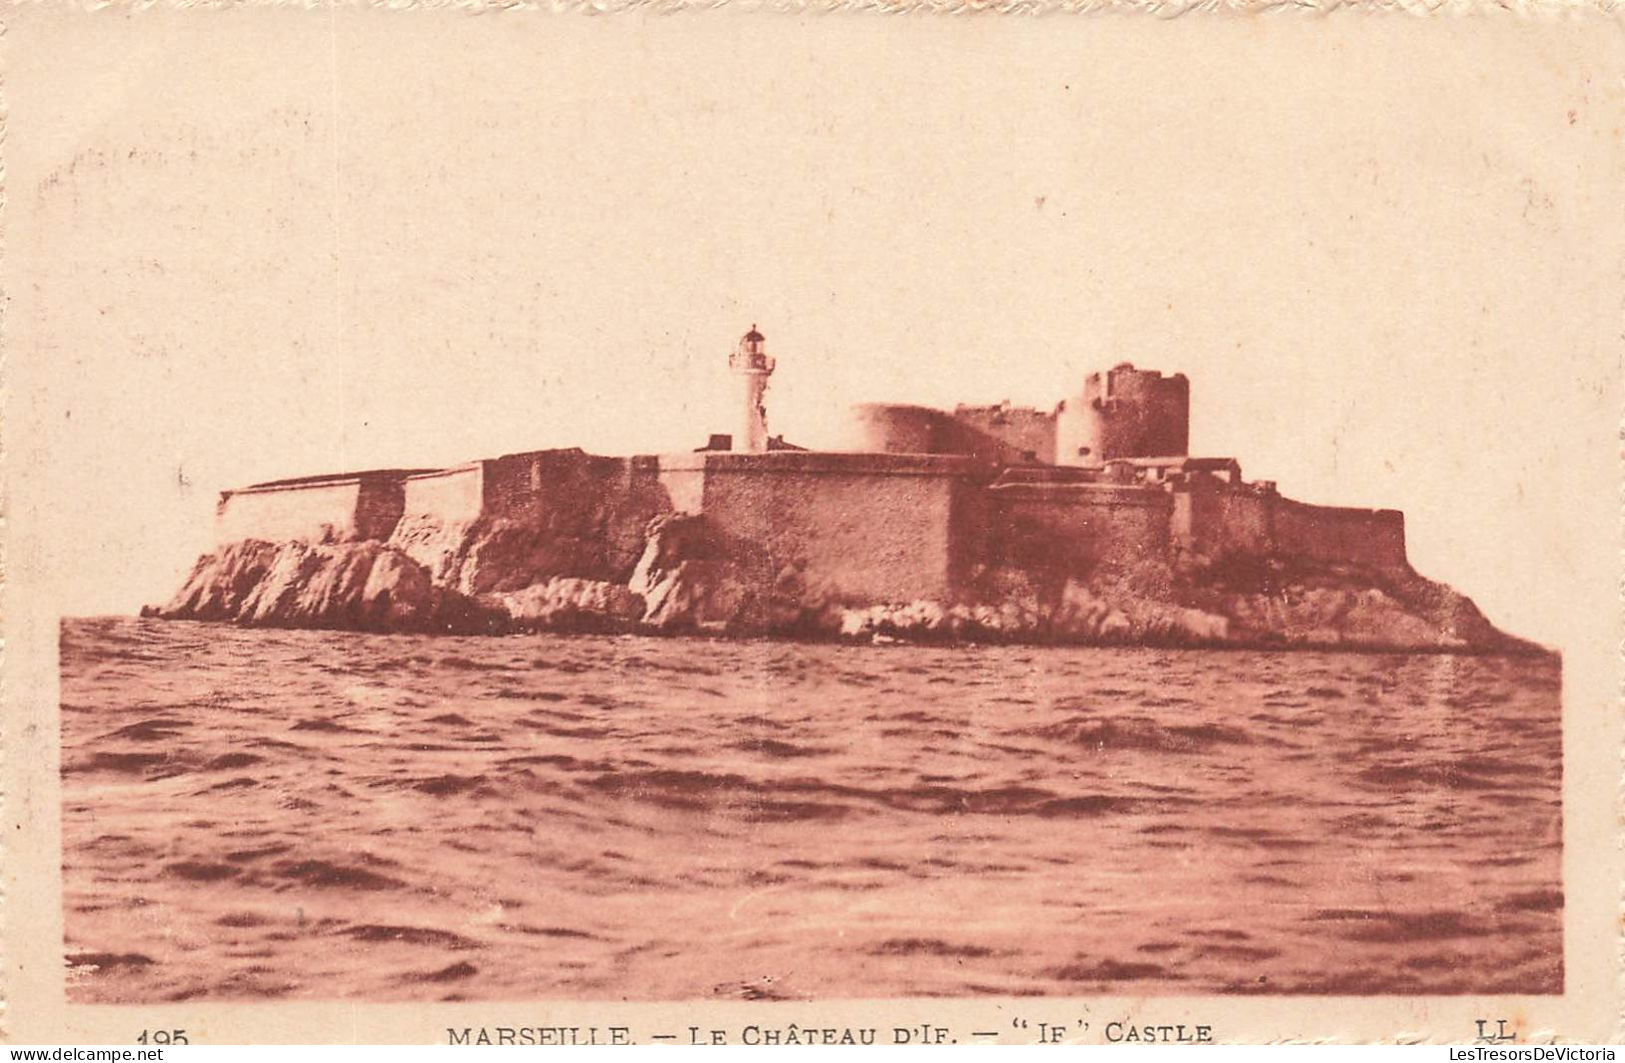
[728,324,775,453]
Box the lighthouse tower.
[728,325,775,453]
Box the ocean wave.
[58,617,1563,1001]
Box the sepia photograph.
[5,1,1622,1044]
[61,334,1564,1003]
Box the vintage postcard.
[2,0,1621,1046]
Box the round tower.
[728,324,775,453]
[1056,362,1190,466]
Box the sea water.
[59,616,1562,1001]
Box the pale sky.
[8,8,1622,650]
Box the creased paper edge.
[0,0,1621,18]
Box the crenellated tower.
[1055,362,1190,466]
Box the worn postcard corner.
[2,0,1623,1046]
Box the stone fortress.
[162,326,1526,651]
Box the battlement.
[661,449,977,478]
[842,362,1190,470]
[949,401,1060,464]
[844,402,1053,465]
[1057,362,1191,466]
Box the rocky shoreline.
[148,514,1548,656]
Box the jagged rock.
[628,514,813,634]
[840,599,981,641]
[155,502,1541,654]
[388,515,480,586]
[454,519,605,596]
[629,514,715,595]
[1226,584,1436,649]
[388,489,663,599]
[1047,579,1230,644]
[489,577,641,632]
[154,539,478,633]
[766,561,818,630]
[161,539,285,621]
[632,517,726,631]
[389,515,604,597]
[1171,606,1230,642]
[1099,610,1134,640]
[637,559,760,632]
[359,549,442,630]
[638,560,699,630]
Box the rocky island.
[151,328,1540,654]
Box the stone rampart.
[1172,481,1274,559]
[216,472,409,545]
[209,438,1407,614]
[1273,497,1406,568]
[844,403,1040,465]
[950,403,1058,464]
[481,449,669,581]
[986,482,1173,576]
[401,464,485,526]
[1172,479,1406,569]
[658,451,978,604]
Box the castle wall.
[353,478,408,541]
[845,403,949,455]
[204,340,1408,611]
[986,483,1173,575]
[401,464,485,525]
[844,403,1039,465]
[216,480,363,544]
[472,449,671,584]
[657,463,707,515]
[482,449,608,522]
[1273,498,1407,568]
[1173,479,1407,569]
[661,451,971,603]
[1172,480,1275,558]
[950,404,1058,464]
[946,475,993,591]
[596,455,672,580]
[216,473,412,545]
